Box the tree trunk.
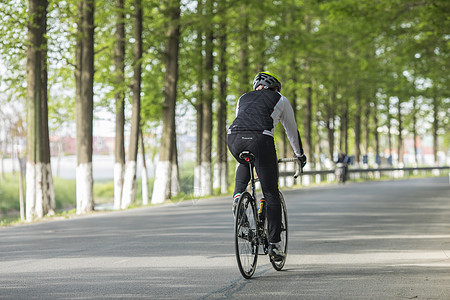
[303,16,313,163]
[314,115,322,168]
[171,133,180,197]
[339,97,349,155]
[397,99,403,165]
[200,0,214,197]
[326,92,336,162]
[285,61,297,159]
[18,154,25,221]
[40,4,55,216]
[114,0,126,210]
[412,97,418,165]
[363,98,370,157]
[339,117,344,154]
[26,0,46,221]
[216,0,228,194]
[194,102,203,197]
[75,0,95,214]
[387,100,392,158]
[121,0,142,209]
[253,0,266,72]
[140,130,149,205]
[152,0,180,204]
[326,117,334,161]
[432,97,438,164]
[0,153,4,181]
[238,8,249,95]
[373,97,380,165]
[193,0,203,198]
[304,83,313,161]
[354,89,361,164]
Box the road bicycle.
[234,151,301,279]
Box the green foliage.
[0,0,28,102]
[0,0,449,220]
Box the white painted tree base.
[26,162,37,221]
[152,161,171,204]
[171,162,180,197]
[141,166,149,205]
[219,162,228,194]
[315,164,322,184]
[302,164,311,186]
[25,163,56,221]
[213,162,228,194]
[213,164,220,190]
[114,163,124,210]
[0,155,4,181]
[76,162,93,214]
[200,161,212,196]
[121,161,137,209]
[35,163,44,218]
[194,165,201,197]
[45,163,56,216]
[279,163,286,188]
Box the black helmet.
[252,71,281,92]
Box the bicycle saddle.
[239,151,255,162]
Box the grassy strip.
[2,168,446,227]
[0,172,173,226]
[0,173,78,226]
[0,174,77,212]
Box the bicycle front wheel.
[271,191,288,271]
[234,192,258,279]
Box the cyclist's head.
[252,71,281,92]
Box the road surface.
[1,177,449,299]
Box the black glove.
[297,154,307,168]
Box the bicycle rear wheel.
[271,191,288,271]
[234,192,258,279]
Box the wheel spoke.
[235,193,258,279]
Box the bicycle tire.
[234,192,258,279]
[270,191,288,271]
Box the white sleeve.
[279,96,303,157]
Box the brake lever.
[293,160,302,179]
[278,157,302,179]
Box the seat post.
[247,160,256,199]
[239,151,257,199]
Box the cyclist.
[227,71,307,261]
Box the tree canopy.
[0,0,448,211]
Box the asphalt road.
[1,177,449,299]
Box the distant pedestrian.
[336,152,349,183]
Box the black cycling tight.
[227,132,281,243]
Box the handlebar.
[278,158,303,179]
